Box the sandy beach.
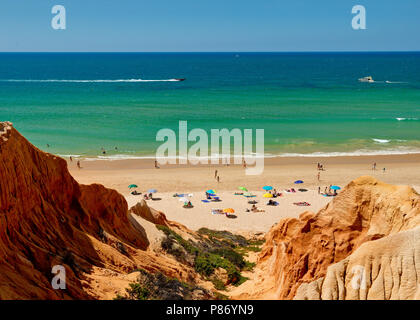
[69,153,420,233]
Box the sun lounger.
[201,200,210,203]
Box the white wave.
[1,78,181,83]
[57,154,81,158]
[372,138,390,144]
[278,148,420,158]
[74,148,420,161]
[396,117,419,121]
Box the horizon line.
[1,50,420,54]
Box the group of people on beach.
[318,185,337,196]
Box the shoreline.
[59,150,420,162]
[67,152,420,171]
[68,153,420,232]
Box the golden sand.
[69,153,420,233]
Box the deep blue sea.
[0,52,419,159]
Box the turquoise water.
[0,52,419,158]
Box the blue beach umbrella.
[262,186,273,191]
[331,186,341,190]
[294,180,304,184]
[148,189,157,193]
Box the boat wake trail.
[1,79,182,83]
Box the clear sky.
[0,0,419,52]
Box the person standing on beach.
[318,186,321,194]
[214,170,218,179]
[373,162,377,171]
[154,160,159,169]
[324,186,328,194]
[217,176,220,183]
[317,172,320,181]
[77,160,81,169]
[383,167,386,173]
[69,156,73,162]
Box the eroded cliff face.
[0,122,198,299]
[294,226,420,300]
[234,176,420,300]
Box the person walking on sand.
[317,172,320,181]
[383,167,386,173]
[214,170,218,179]
[318,186,321,194]
[373,162,377,171]
[154,160,159,169]
[70,156,73,162]
[217,175,220,183]
[77,160,81,169]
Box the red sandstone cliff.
[0,122,198,299]
[233,176,420,300]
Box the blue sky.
[0,0,419,52]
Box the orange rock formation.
[234,176,420,300]
[0,122,198,299]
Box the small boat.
[358,76,374,83]
[174,78,186,82]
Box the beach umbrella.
[263,193,273,198]
[148,188,157,193]
[294,180,304,184]
[238,187,248,191]
[331,186,341,190]
[206,189,216,194]
[223,208,235,214]
[262,186,273,191]
[128,184,138,189]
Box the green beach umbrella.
[128,184,138,189]
[238,187,248,191]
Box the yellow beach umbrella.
[223,208,235,214]
[263,193,273,198]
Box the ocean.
[0,52,419,159]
